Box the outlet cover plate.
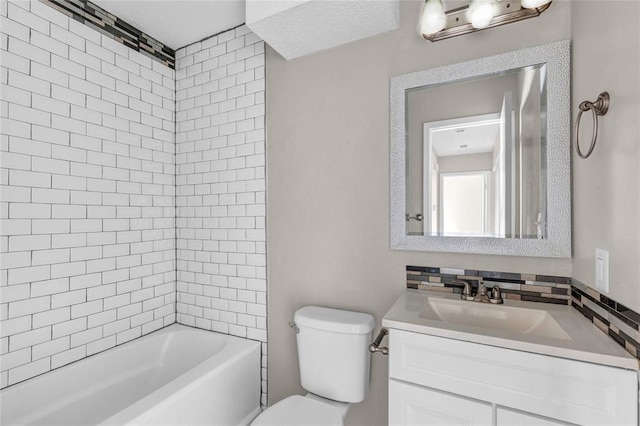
[595,248,609,293]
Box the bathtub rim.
[0,324,262,426]
[99,325,261,425]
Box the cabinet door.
[497,407,576,426]
[389,379,492,426]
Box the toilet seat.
[251,395,343,426]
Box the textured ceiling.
[432,121,500,157]
[246,0,399,60]
[90,0,246,50]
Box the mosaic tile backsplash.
[41,0,175,68]
[407,265,572,304]
[407,265,640,363]
[571,280,640,360]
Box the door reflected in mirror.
[405,65,547,239]
[440,171,490,237]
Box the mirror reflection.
[405,65,547,239]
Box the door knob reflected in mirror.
[406,213,424,222]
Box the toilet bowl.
[251,306,375,426]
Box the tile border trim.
[571,279,640,360]
[40,0,176,68]
[406,265,640,362]
[406,265,572,305]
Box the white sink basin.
[382,289,638,370]
[420,297,571,340]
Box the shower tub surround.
[1,324,261,426]
[174,27,267,405]
[1,0,268,405]
[1,0,176,388]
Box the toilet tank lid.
[294,306,375,334]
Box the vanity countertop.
[382,289,639,370]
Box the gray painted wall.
[571,2,640,315]
[266,1,638,425]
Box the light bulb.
[521,0,552,9]
[419,0,447,36]
[467,0,497,29]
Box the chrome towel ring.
[574,92,610,159]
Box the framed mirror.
[390,41,570,257]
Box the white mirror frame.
[390,40,571,257]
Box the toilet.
[251,306,376,426]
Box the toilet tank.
[294,306,376,403]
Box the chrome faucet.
[460,281,504,304]
[473,283,492,303]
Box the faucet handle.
[460,281,474,301]
[490,285,504,304]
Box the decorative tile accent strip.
[571,280,640,362]
[40,0,176,68]
[406,265,571,305]
[405,266,640,363]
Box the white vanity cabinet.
[496,407,574,425]
[389,379,492,426]
[388,329,638,426]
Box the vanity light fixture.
[467,0,498,29]
[419,0,447,36]
[419,0,552,41]
[521,0,552,8]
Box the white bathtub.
[0,324,261,426]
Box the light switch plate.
[595,248,609,293]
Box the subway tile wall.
[0,0,176,388]
[174,26,267,404]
